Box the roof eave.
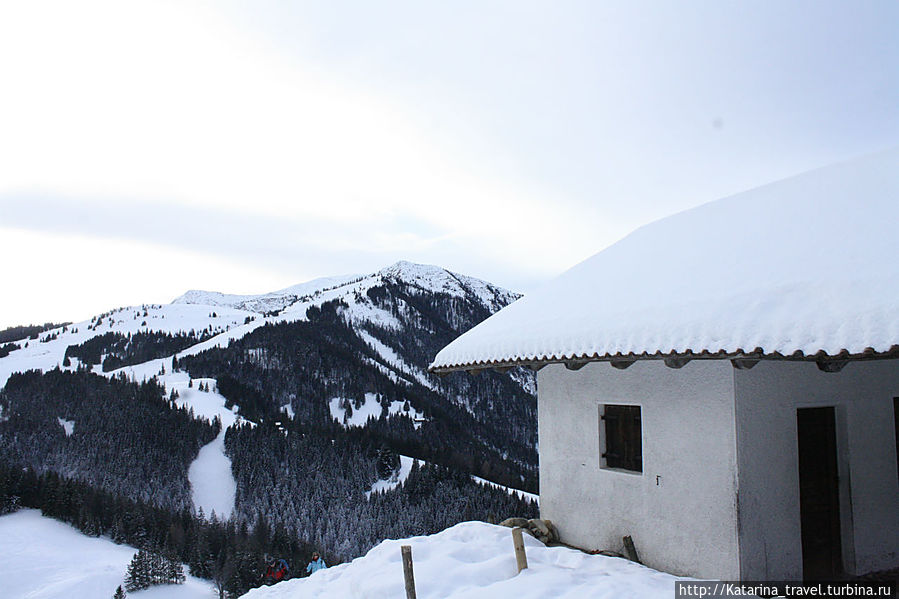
[429,345,899,376]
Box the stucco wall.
[734,359,899,579]
[538,360,740,579]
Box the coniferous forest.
[0,370,218,510]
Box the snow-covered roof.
[431,149,899,372]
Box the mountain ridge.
[171,260,518,316]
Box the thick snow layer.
[240,521,679,599]
[433,149,899,369]
[0,509,213,599]
[329,393,423,428]
[56,417,75,436]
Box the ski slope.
[0,509,214,599]
[170,377,240,520]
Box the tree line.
[63,330,213,371]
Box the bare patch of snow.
[57,417,75,437]
[365,455,416,498]
[329,393,423,428]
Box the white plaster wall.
[734,359,899,579]
[538,360,740,579]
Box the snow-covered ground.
[0,509,214,599]
[241,521,681,599]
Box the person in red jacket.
[263,558,290,583]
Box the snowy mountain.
[0,261,524,395]
[173,261,516,314]
[0,260,538,594]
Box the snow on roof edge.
[429,345,899,373]
[430,149,899,372]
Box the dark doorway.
[797,407,843,580]
[893,398,898,483]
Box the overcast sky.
[1,0,897,329]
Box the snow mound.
[432,149,899,370]
[241,521,678,599]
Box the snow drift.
[241,521,680,599]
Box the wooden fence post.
[401,545,417,599]
[512,527,528,573]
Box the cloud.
[0,0,599,284]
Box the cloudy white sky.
[1,0,897,329]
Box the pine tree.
[166,556,186,584]
[113,585,126,599]
[124,549,151,591]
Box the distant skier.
[306,552,327,575]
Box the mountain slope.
[0,260,538,569]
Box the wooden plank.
[401,545,417,599]
[512,527,529,573]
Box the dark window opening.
[602,404,642,472]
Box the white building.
[430,149,899,581]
